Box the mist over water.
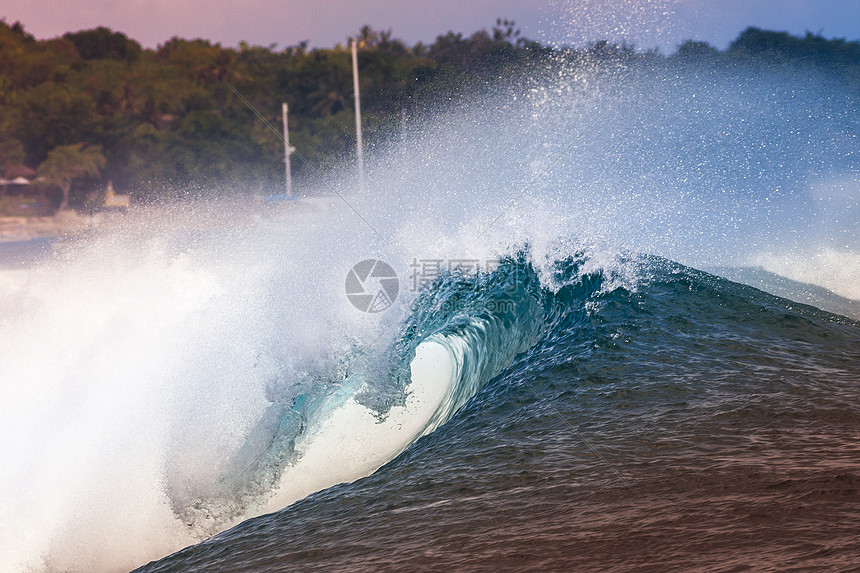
[367,55,857,294]
[542,0,683,51]
[1,44,858,572]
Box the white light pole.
[351,39,364,191]
[282,102,292,197]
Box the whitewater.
[1,50,859,572]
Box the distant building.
[103,181,130,209]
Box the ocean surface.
[133,254,860,572]
[1,48,859,572]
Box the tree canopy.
[0,18,857,210]
[36,142,106,209]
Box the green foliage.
[9,82,99,163]
[0,18,857,203]
[37,142,106,209]
[730,27,860,67]
[0,136,25,174]
[63,27,142,62]
[673,40,721,62]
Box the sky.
[2,0,859,53]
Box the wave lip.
[261,256,557,516]
[260,338,457,514]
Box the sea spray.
[1,46,858,572]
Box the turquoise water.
[1,48,858,572]
[137,255,860,571]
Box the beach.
[0,211,131,269]
[0,212,95,243]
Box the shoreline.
[0,211,127,268]
[0,212,96,243]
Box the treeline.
[0,19,858,209]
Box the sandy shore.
[0,210,135,242]
[0,211,97,242]
[0,211,130,268]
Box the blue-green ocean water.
[135,255,860,572]
[2,47,859,573]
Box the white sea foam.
[262,338,457,514]
[1,50,857,572]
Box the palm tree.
[37,143,106,210]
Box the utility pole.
[351,39,364,191]
[282,102,292,197]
